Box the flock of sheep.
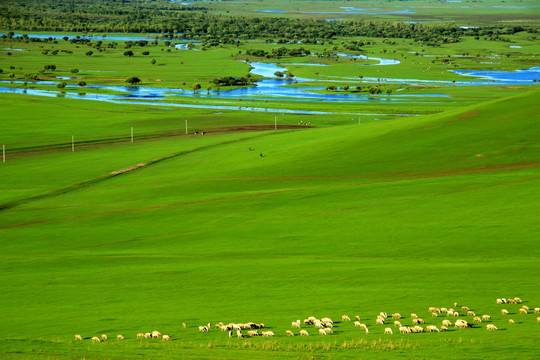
[75,297,539,342]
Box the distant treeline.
[1,0,538,45]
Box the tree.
[70,69,79,74]
[207,86,212,94]
[125,76,141,85]
[56,82,67,90]
[359,75,363,82]
[78,81,87,87]
[343,85,349,92]
[124,50,134,57]
[44,64,56,71]
[85,50,93,56]
[192,83,201,93]
[142,51,150,55]
[386,89,392,96]
[274,71,284,78]
[151,58,156,65]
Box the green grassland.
[0,86,538,358]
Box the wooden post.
[131,127,134,143]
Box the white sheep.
[299,330,309,336]
[324,328,333,334]
[379,312,388,318]
[501,309,509,315]
[74,334,82,341]
[482,315,491,321]
[534,308,540,314]
[285,330,294,336]
[144,332,151,338]
[410,313,418,319]
[462,306,470,311]
[342,315,351,321]
[384,327,393,335]
[163,335,171,341]
[399,326,410,334]
[440,307,448,313]
[101,334,107,341]
[486,324,497,331]
[514,297,522,303]
[117,335,124,340]
[376,318,384,325]
[262,331,275,337]
[536,317,540,323]
[522,305,530,311]
[355,315,361,321]
[519,308,528,315]
[92,337,100,343]
[509,319,515,324]
[473,316,482,323]
[394,321,402,328]
[467,311,475,316]
[392,313,402,319]
[137,333,144,339]
[365,327,369,334]
[247,330,259,337]
[440,325,448,331]
[151,331,162,338]
[426,325,439,332]
[182,322,187,328]
[318,328,327,335]
[314,320,324,328]
[354,321,362,327]
[442,319,452,327]
[291,321,301,329]
[431,312,438,317]
[508,299,517,304]
[199,326,209,332]
[236,330,244,338]
[455,319,469,328]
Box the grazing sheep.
[399,326,411,334]
[220,326,228,331]
[144,332,151,338]
[151,331,162,338]
[92,337,100,343]
[303,319,312,325]
[442,320,452,327]
[461,306,470,311]
[455,320,470,328]
[467,311,475,317]
[262,331,274,337]
[236,330,244,338]
[299,330,309,336]
[411,313,418,319]
[324,328,333,334]
[247,330,259,337]
[117,335,124,340]
[182,322,187,328]
[354,321,362,327]
[199,326,209,332]
[137,333,144,339]
[355,315,361,321]
[342,315,351,321]
[522,305,530,311]
[394,321,402,328]
[365,327,369,334]
[376,318,385,325]
[380,312,388,318]
[509,319,515,324]
[314,320,324,328]
[501,309,509,315]
[412,326,424,333]
[473,316,482,323]
[536,317,540,323]
[291,321,301,329]
[74,334,82,341]
[486,324,497,331]
[454,302,458,308]
[384,327,393,335]
[496,298,504,304]
[286,330,294,336]
[514,297,522,303]
[101,334,107,341]
[440,307,448,314]
[391,313,402,319]
[163,335,171,341]
[451,311,460,317]
[440,326,449,331]
[508,299,517,304]
[426,325,439,332]
[319,328,327,335]
[519,308,528,315]
[432,312,438,317]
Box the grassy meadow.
[1,4,540,357]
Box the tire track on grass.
[0,137,251,213]
[1,164,538,231]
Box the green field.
[1,1,539,358]
[0,87,539,358]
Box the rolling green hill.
[0,90,538,359]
